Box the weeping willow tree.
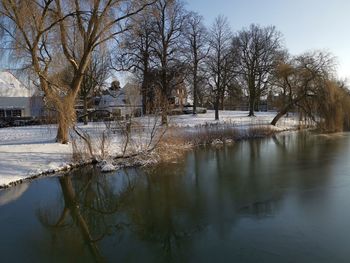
[271,51,350,132]
[308,80,350,132]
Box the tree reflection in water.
[34,132,348,262]
[35,151,286,262]
[123,165,206,262]
[37,167,135,262]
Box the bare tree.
[0,0,156,143]
[184,12,208,115]
[114,9,157,115]
[233,24,283,116]
[151,0,187,125]
[80,49,110,125]
[207,15,232,120]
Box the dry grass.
[147,125,279,164]
[243,126,277,139]
[183,128,238,146]
[180,125,277,146]
[154,129,192,162]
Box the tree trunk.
[248,77,255,116]
[161,61,168,125]
[142,85,147,115]
[215,69,221,120]
[83,96,88,125]
[215,106,219,120]
[56,116,69,144]
[193,92,197,115]
[255,97,260,112]
[56,95,76,144]
[141,71,149,115]
[220,88,225,110]
[215,93,220,120]
[59,177,103,262]
[193,68,197,115]
[161,111,168,126]
[271,104,292,126]
[248,96,255,117]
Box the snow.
[0,71,32,97]
[98,160,119,173]
[169,111,281,127]
[0,140,72,185]
[0,110,299,188]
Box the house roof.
[0,72,32,98]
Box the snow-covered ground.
[0,110,299,188]
[168,110,296,128]
[0,125,71,186]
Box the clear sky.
[187,0,350,81]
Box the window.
[12,109,22,117]
[2,109,22,117]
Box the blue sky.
[187,0,350,80]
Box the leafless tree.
[206,15,232,120]
[114,9,157,115]
[150,0,187,125]
[184,11,208,115]
[0,0,157,143]
[80,49,111,125]
[233,24,283,116]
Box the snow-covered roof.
[0,71,32,98]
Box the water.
[1,132,350,263]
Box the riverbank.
[0,111,300,189]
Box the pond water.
[1,132,350,263]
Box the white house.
[0,72,33,118]
[98,83,142,117]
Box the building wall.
[30,96,46,118]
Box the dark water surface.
[1,132,350,263]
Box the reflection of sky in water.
[0,183,29,206]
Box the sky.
[187,0,350,81]
[1,1,349,85]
